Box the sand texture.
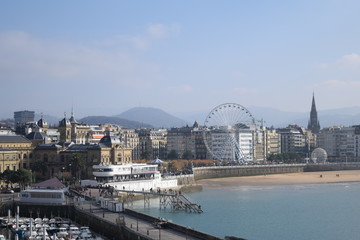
[197,170,360,188]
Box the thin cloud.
[147,23,181,39]
[336,53,360,69]
[319,53,360,70]
[0,30,160,86]
[167,84,194,94]
[317,79,360,88]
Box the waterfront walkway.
[74,198,221,240]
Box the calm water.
[131,182,360,240]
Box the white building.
[317,126,359,158]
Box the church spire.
[69,104,78,124]
[307,93,320,133]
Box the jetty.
[114,189,203,213]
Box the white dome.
[311,148,327,163]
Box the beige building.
[0,148,21,173]
[33,135,133,179]
[121,129,140,160]
[0,135,33,169]
[137,129,167,160]
[265,129,281,157]
[254,126,266,162]
[167,125,197,159]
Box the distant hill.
[0,118,15,128]
[115,107,189,128]
[79,116,153,129]
[178,106,360,129]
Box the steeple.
[307,93,321,134]
[69,105,78,124]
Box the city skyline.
[2,1,360,119]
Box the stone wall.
[304,163,360,172]
[176,174,195,185]
[193,164,306,180]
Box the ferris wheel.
[203,103,256,162]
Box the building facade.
[0,135,33,169]
[0,148,21,172]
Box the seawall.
[305,163,360,172]
[193,164,305,180]
[193,163,360,180]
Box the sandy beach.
[197,170,360,188]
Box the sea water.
[130,182,360,240]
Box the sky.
[1,1,360,120]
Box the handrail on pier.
[115,189,203,213]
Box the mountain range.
[4,106,360,129]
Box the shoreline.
[197,170,360,188]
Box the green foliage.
[0,168,32,189]
[71,154,85,180]
[15,168,32,190]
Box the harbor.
[0,186,220,240]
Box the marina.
[0,215,103,240]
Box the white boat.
[68,226,81,238]
[56,228,68,238]
[79,226,93,239]
[92,163,178,191]
[0,235,5,240]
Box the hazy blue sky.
[1,1,360,119]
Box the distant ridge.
[79,116,153,129]
[115,107,189,128]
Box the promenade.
[74,193,221,240]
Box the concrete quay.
[3,199,222,240]
[73,200,222,240]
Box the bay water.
[131,182,360,240]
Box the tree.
[15,168,32,190]
[0,169,16,188]
[71,154,85,181]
